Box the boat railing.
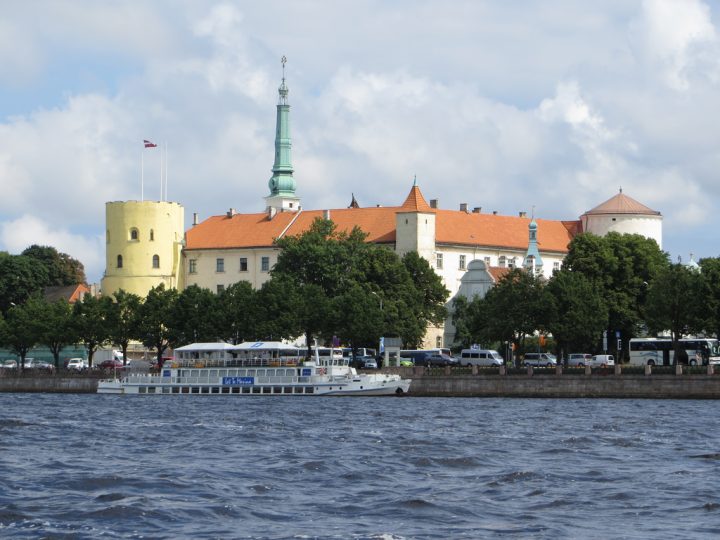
[171,357,303,369]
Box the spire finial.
[619,186,623,193]
[278,55,289,105]
[413,174,417,186]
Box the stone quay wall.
[0,377,98,393]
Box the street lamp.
[370,291,383,311]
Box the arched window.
[130,228,139,241]
[149,229,154,241]
[152,254,160,269]
[117,255,123,268]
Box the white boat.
[97,341,411,396]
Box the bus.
[628,338,720,366]
[341,347,377,360]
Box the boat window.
[191,387,200,394]
[273,386,282,393]
[148,387,156,394]
[172,387,180,394]
[306,387,314,394]
[139,387,146,394]
[209,370,218,378]
[262,387,271,394]
[219,370,227,377]
[212,387,220,394]
[222,387,230,394]
[162,387,171,394]
[201,387,209,394]
[252,387,261,394]
[256,369,266,377]
[182,387,190,394]
[242,387,251,394]
[284,387,293,394]
[232,387,240,393]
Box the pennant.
[144,140,157,148]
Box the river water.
[1,394,719,539]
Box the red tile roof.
[399,185,433,212]
[584,191,660,216]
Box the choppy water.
[1,394,719,539]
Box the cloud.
[0,215,104,279]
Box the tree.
[255,276,303,342]
[645,263,703,363]
[451,294,491,349]
[168,285,220,347]
[106,290,143,366]
[217,281,260,344]
[22,244,86,285]
[546,269,608,359]
[401,251,449,328]
[563,232,669,354]
[699,257,720,339]
[37,298,75,369]
[137,284,179,366]
[73,294,113,368]
[0,253,49,314]
[4,299,44,369]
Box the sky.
[1,0,719,283]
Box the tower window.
[150,229,154,241]
[189,259,197,274]
[459,255,466,270]
[130,228,139,241]
[152,255,160,269]
[216,258,225,273]
[117,255,123,268]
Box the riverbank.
[2,365,720,397]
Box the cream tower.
[101,200,185,297]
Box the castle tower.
[101,200,185,298]
[265,56,300,214]
[523,217,544,275]
[581,189,662,248]
[395,179,436,263]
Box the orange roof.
[399,185,433,212]
[488,267,511,282]
[186,184,577,253]
[584,191,660,216]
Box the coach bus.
[628,338,720,366]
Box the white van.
[460,349,504,367]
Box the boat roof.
[174,342,237,352]
[233,341,300,351]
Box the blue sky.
[1,0,719,282]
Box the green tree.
[73,294,113,367]
[22,244,86,285]
[699,257,720,339]
[255,276,302,342]
[107,290,143,366]
[546,269,608,359]
[38,298,76,369]
[168,285,220,347]
[451,294,490,349]
[0,253,49,314]
[563,232,669,354]
[4,299,44,369]
[137,284,179,366]
[645,263,703,363]
[401,251,449,327]
[217,281,259,344]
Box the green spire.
[268,55,295,196]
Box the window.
[240,257,248,272]
[459,255,466,270]
[117,254,123,268]
[436,336,442,348]
[149,229,154,241]
[553,261,560,271]
[189,259,197,274]
[436,253,443,269]
[217,284,225,294]
[130,228,139,241]
[484,256,491,266]
[508,257,516,269]
[261,256,270,272]
[499,256,506,268]
[216,258,225,273]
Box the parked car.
[98,359,125,370]
[567,353,592,367]
[361,357,378,369]
[588,354,615,367]
[420,353,458,367]
[0,359,17,369]
[66,358,89,372]
[399,359,414,367]
[24,358,55,371]
[460,349,504,367]
[523,352,558,367]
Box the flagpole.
[160,143,163,201]
[141,151,144,201]
[165,141,168,202]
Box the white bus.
[628,338,720,366]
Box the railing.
[171,357,303,369]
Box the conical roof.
[584,190,660,216]
[399,184,433,212]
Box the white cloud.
[0,215,104,279]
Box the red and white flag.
[144,139,157,148]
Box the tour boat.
[97,341,411,396]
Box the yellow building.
[101,201,185,298]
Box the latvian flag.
[144,139,157,148]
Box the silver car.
[567,353,592,367]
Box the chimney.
[472,207,481,214]
[430,199,438,209]
[323,209,331,220]
[192,213,198,226]
[460,203,468,213]
[227,208,236,218]
[492,210,498,215]
[519,211,527,218]
[268,206,277,219]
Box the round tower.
[581,190,662,248]
[101,200,185,298]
